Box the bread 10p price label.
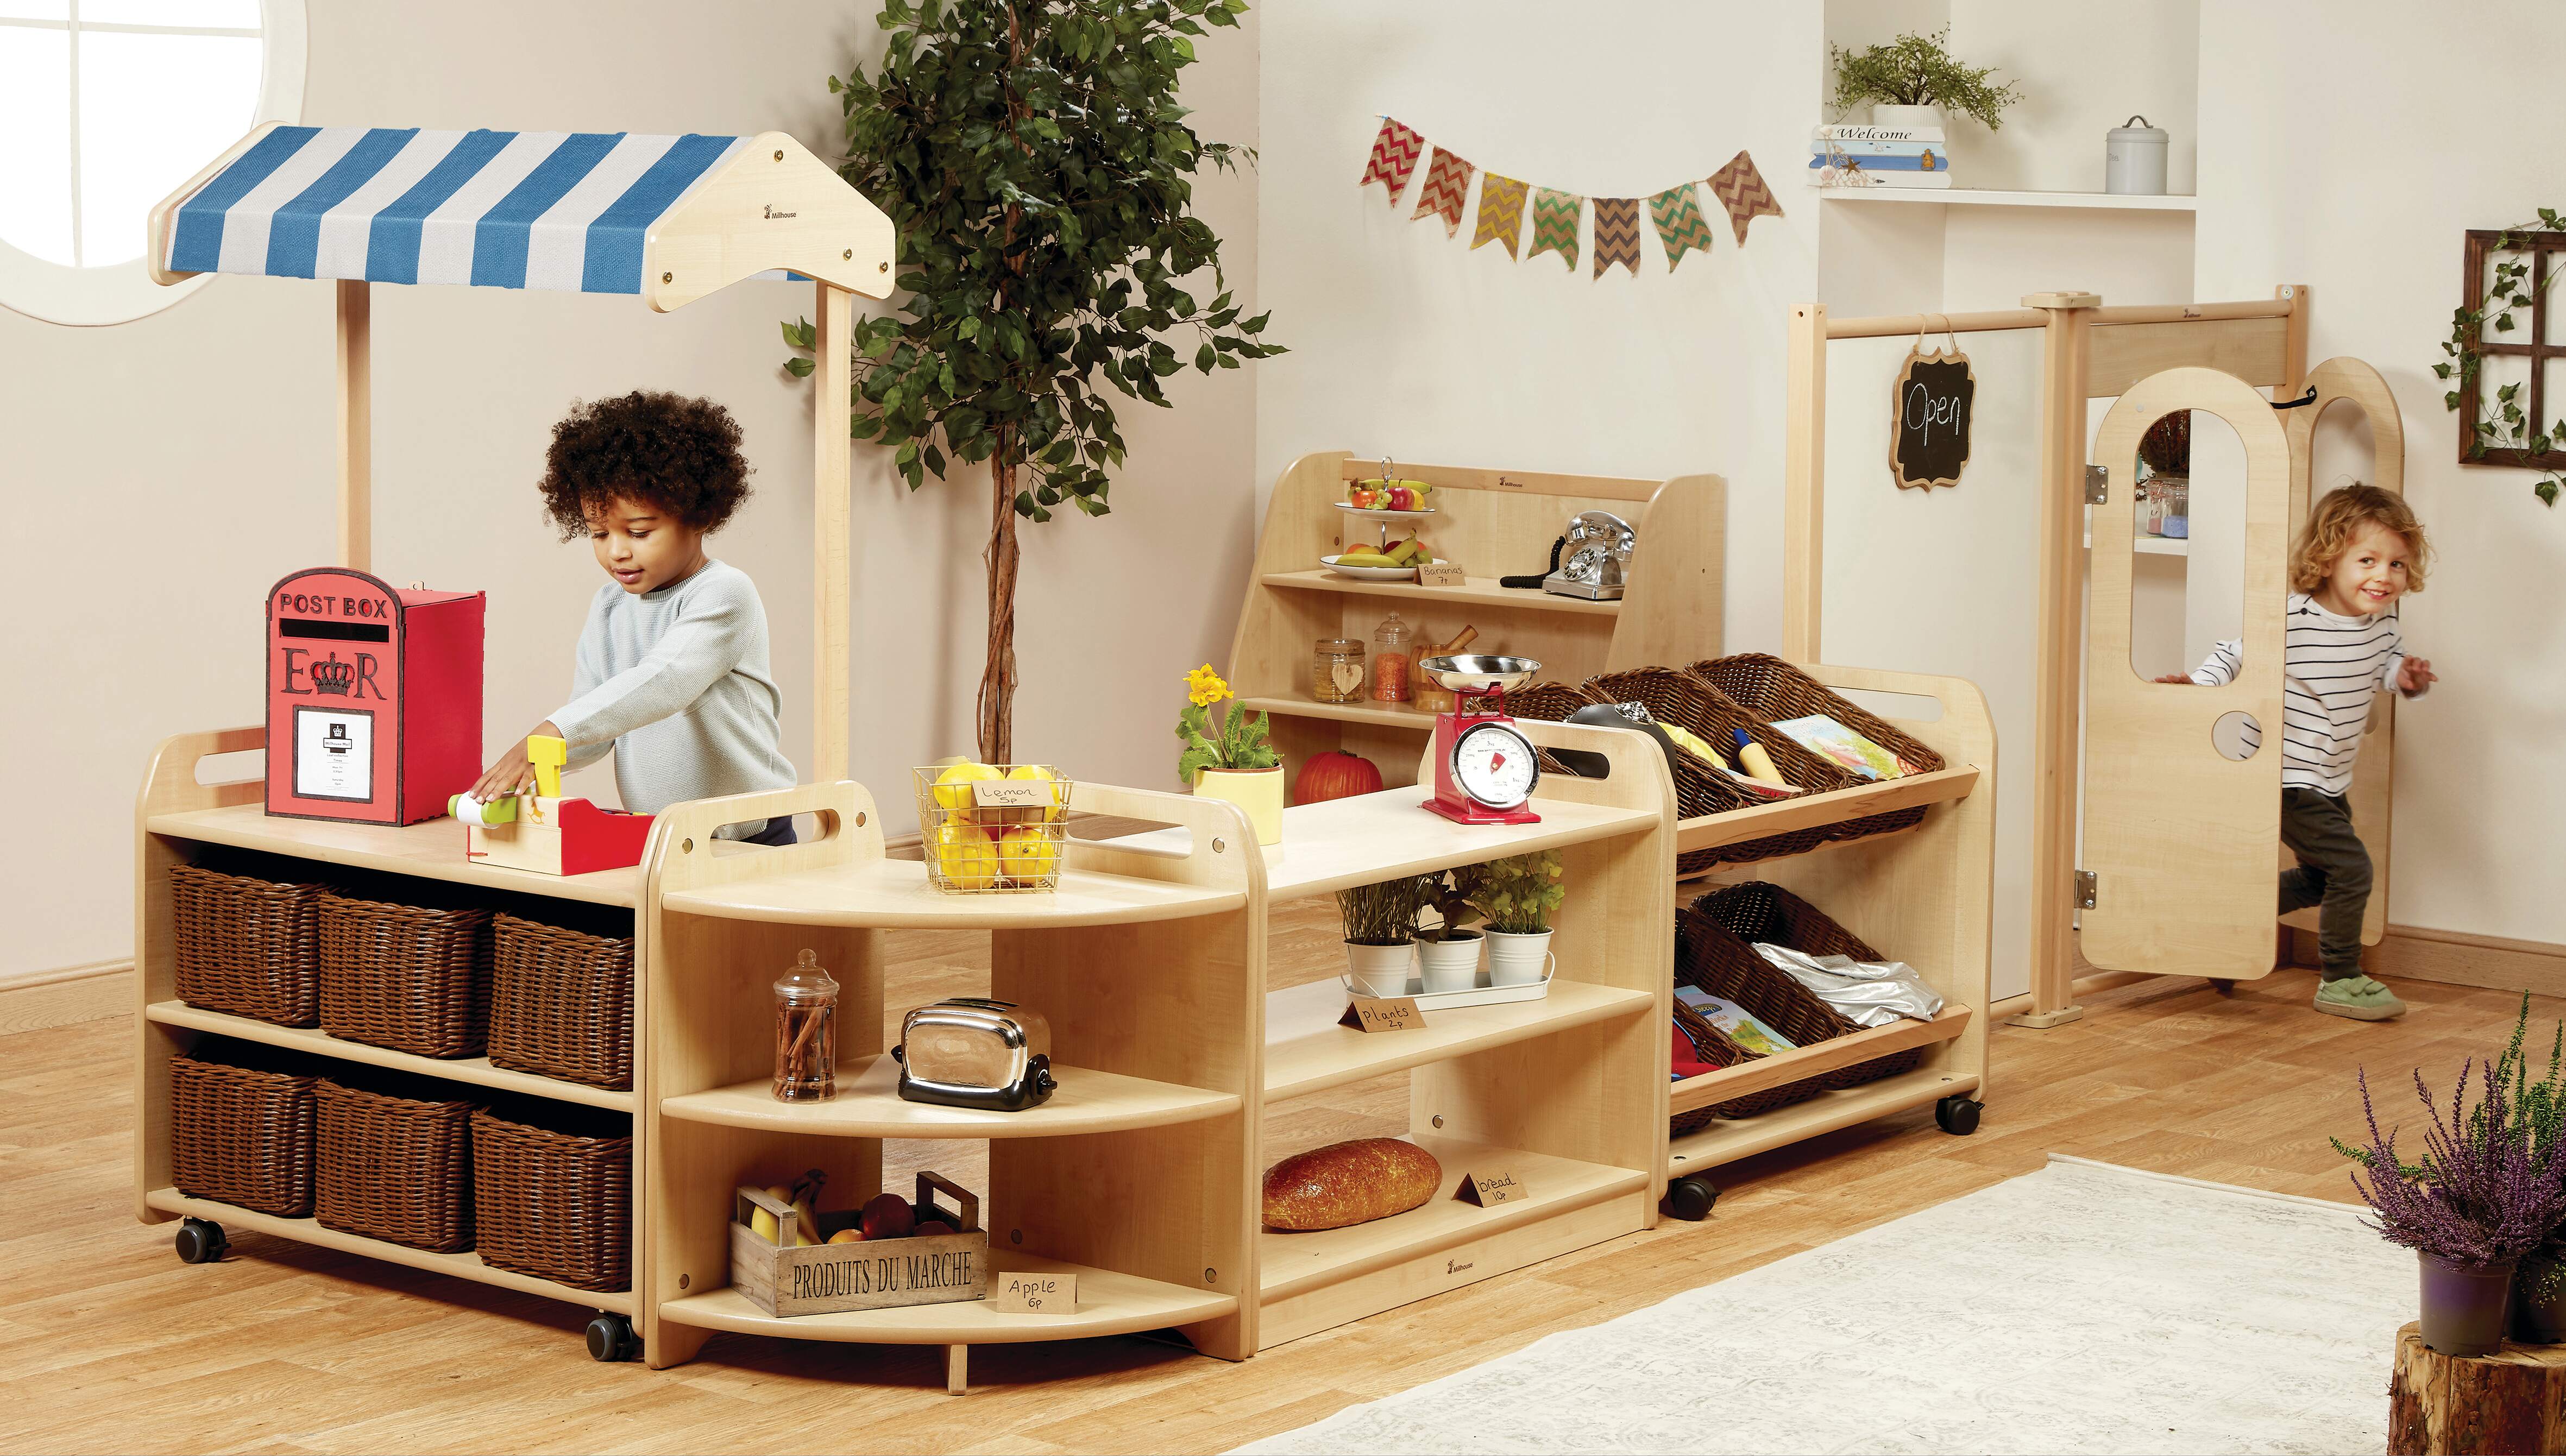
[990,1271,1078,1314]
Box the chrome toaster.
[892,997,1057,1112]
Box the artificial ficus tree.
[789,0,1280,763]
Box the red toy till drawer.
[265,568,483,825]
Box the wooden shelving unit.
[1227,452,1725,790]
[135,726,649,1345]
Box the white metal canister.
[2104,115,2169,195]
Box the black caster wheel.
[1935,1095,1984,1136]
[2209,978,2237,995]
[586,1311,640,1363]
[173,1217,228,1264]
[1664,1175,1719,1221]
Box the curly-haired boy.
[469,391,797,843]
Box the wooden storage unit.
[1227,452,1725,788]
[136,725,649,1352]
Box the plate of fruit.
[1339,477,1438,515]
[1323,537,1439,579]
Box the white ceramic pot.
[1194,766,1284,846]
[1415,933,1484,994]
[1869,104,1946,131]
[1486,929,1555,987]
[1344,940,1416,998]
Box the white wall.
[0,1,1259,980]
[2198,0,2566,946]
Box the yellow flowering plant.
[1174,664,1277,785]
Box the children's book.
[1772,713,1909,781]
[1674,986,1798,1055]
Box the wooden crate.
[729,1172,988,1318]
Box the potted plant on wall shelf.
[1338,877,1427,998]
[1470,851,1566,988]
[1175,665,1281,845]
[1413,868,1486,994]
[1828,27,2023,133]
[2336,1055,2566,1356]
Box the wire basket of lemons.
[912,763,1071,894]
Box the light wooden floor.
[4,903,2538,1455]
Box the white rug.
[1238,1156,2410,1456]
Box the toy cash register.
[450,735,653,877]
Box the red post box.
[266,568,483,825]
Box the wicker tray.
[1498,680,1607,778]
[488,915,634,1091]
[471,1108,632,1292]
[1586,667,1855,869]
[170,863,326,1027]
[317,892,493,1058]
[1688,881,1927,1093]
[170,1053,319,1216]
[1686,653,1948,846]
[316,1077,477,1252]
[1671,909,1840,1120]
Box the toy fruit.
[1007,762,1063,825]
[932,760,1003,824]
[1334,551,1402,569]
[861,1192,916,1241]
[931,822,1001,890]
[827,1227,865,1244]
[1348,484,1380,508]
[996,827,1059,884]
[914,1221,956,1238]
[750,1202,781,1245]
[1387,484,1416,511]
[1295,750,1383,805]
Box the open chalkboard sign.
[1890,333,1974,490]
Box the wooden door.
[2081,368,2295,979]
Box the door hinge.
[2074,869,2097,910]
[2085,465,2108,505]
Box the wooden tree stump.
[2388,1321,2566,1454]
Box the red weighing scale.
[1417,654,1544,825]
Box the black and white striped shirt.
[2188,594,2409,797]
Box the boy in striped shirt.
[2158,485,2435,1020]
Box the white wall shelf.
[1816,188,2197,213]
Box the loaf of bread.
[1262,1138,1443,1231]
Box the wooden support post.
[945,1342,967,1396]
[1782,303,1827,665]
[812,281,854,784]
[335,280,371,572]
[2012,290,2100,1029]
[2276,283,2313,520]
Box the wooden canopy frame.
[147,124,895,781]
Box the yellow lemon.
[932,760,1003,825]
[932,822,1001,891]
[1007,763,1064,825]
[996,827,1061,885]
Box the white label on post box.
[989,1271,1077,1314]
[294,707,374,802]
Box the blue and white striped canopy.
[165,127,756,295]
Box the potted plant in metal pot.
[1175,665,1281,846]
[1470,851,1565,988]
[1337,877,1428,997]
[1828,27,2023,133]
[1413,868,1486,995]
[2336,1055,2566,1357]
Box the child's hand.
[2152,672,2196,685]
[470,721,563,802]
[2398,657,2436,696]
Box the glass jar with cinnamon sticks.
[772,949,838,1101]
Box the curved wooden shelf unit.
[1259,569,1625,617]
[661,1054,1238,1137]
[1669,1006,1972,1118]
[1260,790,1659,900]
[144,1188,633,1314]
[146,1001,635,1112]
[147,803,640,907]
[658,856,1244,928]
[1263,977,1655,1102]
[659,1258,1234,1345]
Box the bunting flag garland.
[1647,182,1715,271]
[1529,187,1582,271]
[1359,117,1424,205]
[1706,148,1784,246]
[1591,197,1642,278]
[1410,147,1475,237]
[1472,173,1527,256]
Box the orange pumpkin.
[1294,751,1382,805]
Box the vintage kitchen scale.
[1417,654,1544,825]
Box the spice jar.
[772,949,838,1102]
[1312,638,1366,704]
[1370,611,1412,703]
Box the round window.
[0,0,304,326]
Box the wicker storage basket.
[169,862,326,1026]
[488,915,634,1090]
[1688,881,1927,1093]
[1585,667,1854,868]
[315,1076,477,1251]
[471,1108,632,1292]
[1686,653,1948,845]
[1671,909,1837,1120]
[1499,680,1607,777]
[169,1052,319,1215]
[1669,998,1754,1136]
[317,892,493,1058]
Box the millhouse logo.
[764,204,798,220]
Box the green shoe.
[2316,975,2405,1021]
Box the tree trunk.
[2388,1321,2566,1454]
[976,449,1021,765]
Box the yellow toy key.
[527,734,567,798]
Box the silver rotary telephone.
[1542,510,1635,601]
